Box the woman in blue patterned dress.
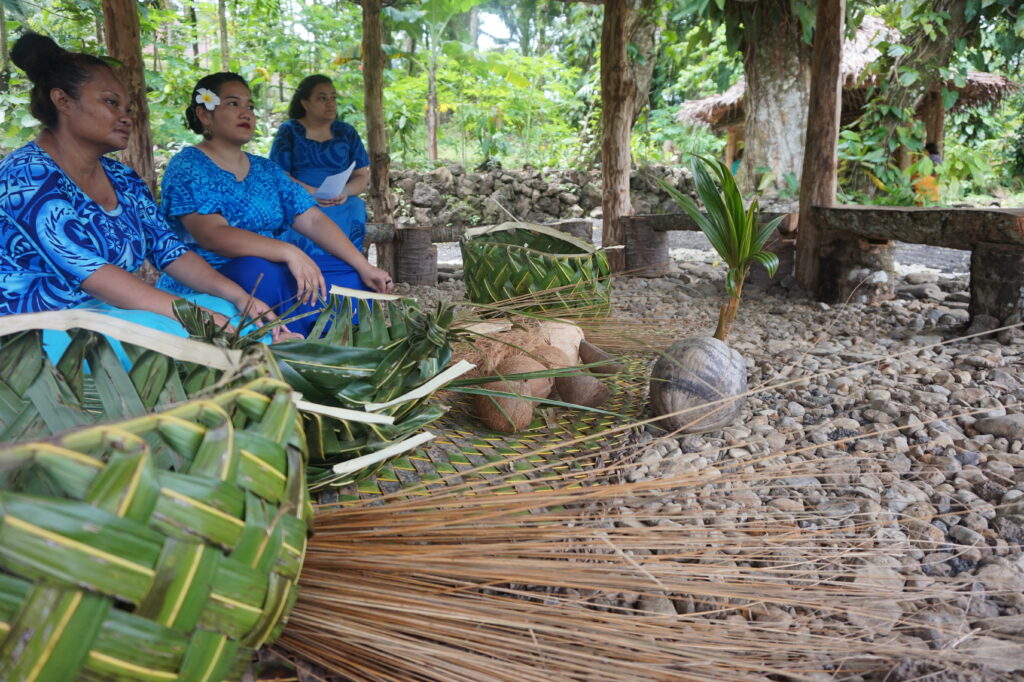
[270,75,369,252]
[0,33,287,348]
[159,73,392,338]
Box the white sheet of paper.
[312,161,356,200]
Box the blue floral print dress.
[270,119,370,251]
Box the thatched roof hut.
[677,15,1020,134]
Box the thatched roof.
[676,15,1020,131]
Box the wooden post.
[600,0,635,273]
[794,0,845,293]
[921,89,945,153]
[101,0,155,194]
[724,127,738,169]
[394,228,437,285]
[361,0,396,275]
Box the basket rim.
[462,221,602,258]
[0,309,243,370]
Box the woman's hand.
[316,188,349,207]
[284,246,327,305]
[358,264,394,294]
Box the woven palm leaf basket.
[460,222,612,316]
[0,311,313,681]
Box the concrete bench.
[812,205,1024,322]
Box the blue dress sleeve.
[118,166,188,270]
[161,149,224,218]
[269,122,296,174]
[341,123,370,169]
[269,159,317,224]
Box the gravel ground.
[392,240,1024,679]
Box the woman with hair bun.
[271,75,369,252]
[0,33,287,345]
[158,73,392,338]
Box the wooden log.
[394,228,437,285]
[362,0,396,276]
[548,219,593,243]
[101,0,155,194]
[795,0,845,293]
[618,213,790,233]
[811,205,1024,250]
[599,0,635,272]
[970,243,1024,322]
[621,215,669,277]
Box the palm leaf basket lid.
[460,221,612,317]
[0,311,313,682]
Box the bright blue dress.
[159,146,365,336]
[270,119,369,252]
[0,142,240,361]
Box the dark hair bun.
[11,32,66,82]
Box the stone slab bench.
[812,205,1024,322]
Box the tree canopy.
[0,0,1021,204]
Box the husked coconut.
[578,340,625,374]
[496,355,552,399]
[535,321,584,365]
[472,379,534,433]
[555,373,610,408]
[529,344,572,370]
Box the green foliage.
[661,155,781,298]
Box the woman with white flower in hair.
[158,73,392,337]
[0,34,289,352]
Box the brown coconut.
[472,379,534,433]
[529,344,572,370]
[535,321,584,365]
[554,373,610,408]
[496,355,552,399]
[578,340,626,375]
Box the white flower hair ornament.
[195,88,220,111]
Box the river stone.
[975,414,1024,440]
[649,336,747,433]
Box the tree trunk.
[738,0,811,196]
[362,0,397,275]
[468,6,479,48]
[187,2,199,67]
[921,89,945,152]
[0,2,9,91]
[795,0,845,293]
[217,0,229,71]
[426,58,439,162]
[101,0,156,194]
[627,0,665,126]
[600,0,635,273]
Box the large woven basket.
[460,222,612,316]
[0,313,312,681]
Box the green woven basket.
[460,222,612,316]
[0,377,312,681]
[0,313,312,681]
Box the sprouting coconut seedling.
[660,155,784,342]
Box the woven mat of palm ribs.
[323,355,649,504]
[0,377,313,681]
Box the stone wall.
[386,164,693,237]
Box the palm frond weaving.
[461,222,612,316]
[0,375,312,681]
